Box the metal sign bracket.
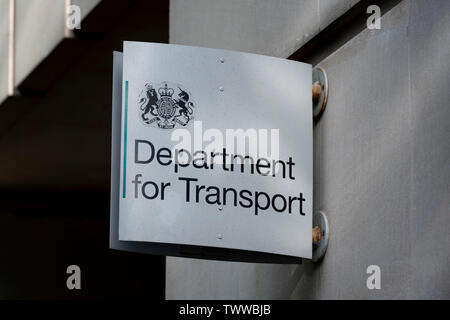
[312,67,328,119]
[312,210,329,262]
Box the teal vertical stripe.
[122,81,129,198]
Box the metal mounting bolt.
[312,211,329,262]
[312,226,322,244]
[312,81,322,103]
[312,67,328,119]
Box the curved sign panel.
[110,42,312,261]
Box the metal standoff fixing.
[312,67,328,119]
[312,211,329,262]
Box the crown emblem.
[158,83,174,97]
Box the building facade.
[166,0,450,299]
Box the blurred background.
[0,0,168,299]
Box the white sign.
[110,42,312,259]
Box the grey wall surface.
[166,0,450,299]
[170,0,359,58]
[15,0,66,86]
[0,0,101,103]
[407,0,450,299]
[14,0,100,86]
[73,0,101,20]
[0,0,9,104]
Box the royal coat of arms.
[138,82,195,129]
